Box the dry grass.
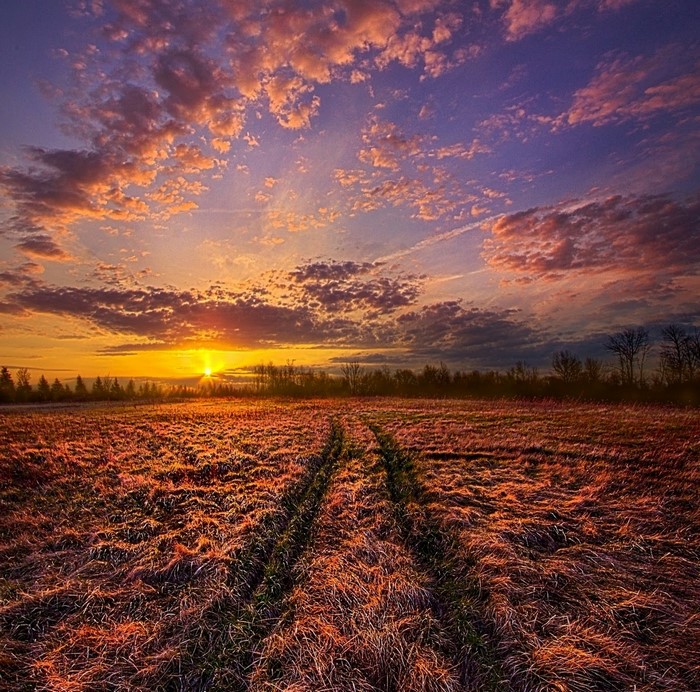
[0,400,334,690]
[372,399,700,691]
[248,416,462,691]
[1,398,698,690]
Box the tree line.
[0,370,183,404]
[2,324,699,405]
[243,324,700,402]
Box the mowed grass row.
[0,400,339,690]
[371,399,700,690]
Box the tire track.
[150,419,346,691]
[371,424,504,691]
[248,416,463,691]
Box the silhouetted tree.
[0,366,15,403]
[110,378,123,400]
[92,376,106,399]
[74,375,88,399]
[508,361,538,385]
[15,368,31,402]
[37,375,51,401]
[660,324,699,385]
[583,357,603,383]
[552,350,583,384]
[605,328,650,386]
[395,368,418,395]
[341,361,363,395]
[50,378,64,400]
[417,362,451,394]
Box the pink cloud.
[358,118,424,170]
[491,0,557,41]
[491,0,644,41]
[483,193,700,281]
[566,48,700,127]
[3,0,463,261]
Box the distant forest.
[2,325,699,406]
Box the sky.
[1,0,699,383]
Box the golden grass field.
[1,399,698,691]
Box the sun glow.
[204,367,213,377]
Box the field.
[1,399,698,691]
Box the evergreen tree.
[110,378,123,399]
[37,375,51,401]
[92,376,105,399]
[75,375,88,398]
[0,366,15,403]
[50,378,65,401]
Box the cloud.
[0,0,475,263]
[14,235,73,261]
[336,117,488,221]
[262,206,342,233]
[564,47,700,127]
[289,260,422,314]
[482,192,700,280]
[0,262,44,287]
[358,117,424,170]
[490,0,644,41]
[9,276,548,368]
[171,144,219,173]
[491,0,557,41]
[8,259,424,349]
[396,300,541,366]
[375,10,465,77]
[343,174,469,221]
[10,282,360,349]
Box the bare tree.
[341,361,363,395]
[15,368,31,402]
[552,350,583,384]
[583,357,604,383]
[605,327,650,386]
[660,325,700,384]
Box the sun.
[203,367,212,377]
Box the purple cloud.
[483,193,700,280]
